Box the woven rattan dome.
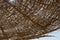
[0,0,60,40]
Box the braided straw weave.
[0,0,60,40]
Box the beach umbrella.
[0,0,60,40]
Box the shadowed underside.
[0,0,60,40]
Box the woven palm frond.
[0,0,60,40]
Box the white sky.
[31,29,60,40]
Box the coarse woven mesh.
[0,0,60,40]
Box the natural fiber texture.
[0,0,60,40]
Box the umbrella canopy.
[0,0,60,40]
